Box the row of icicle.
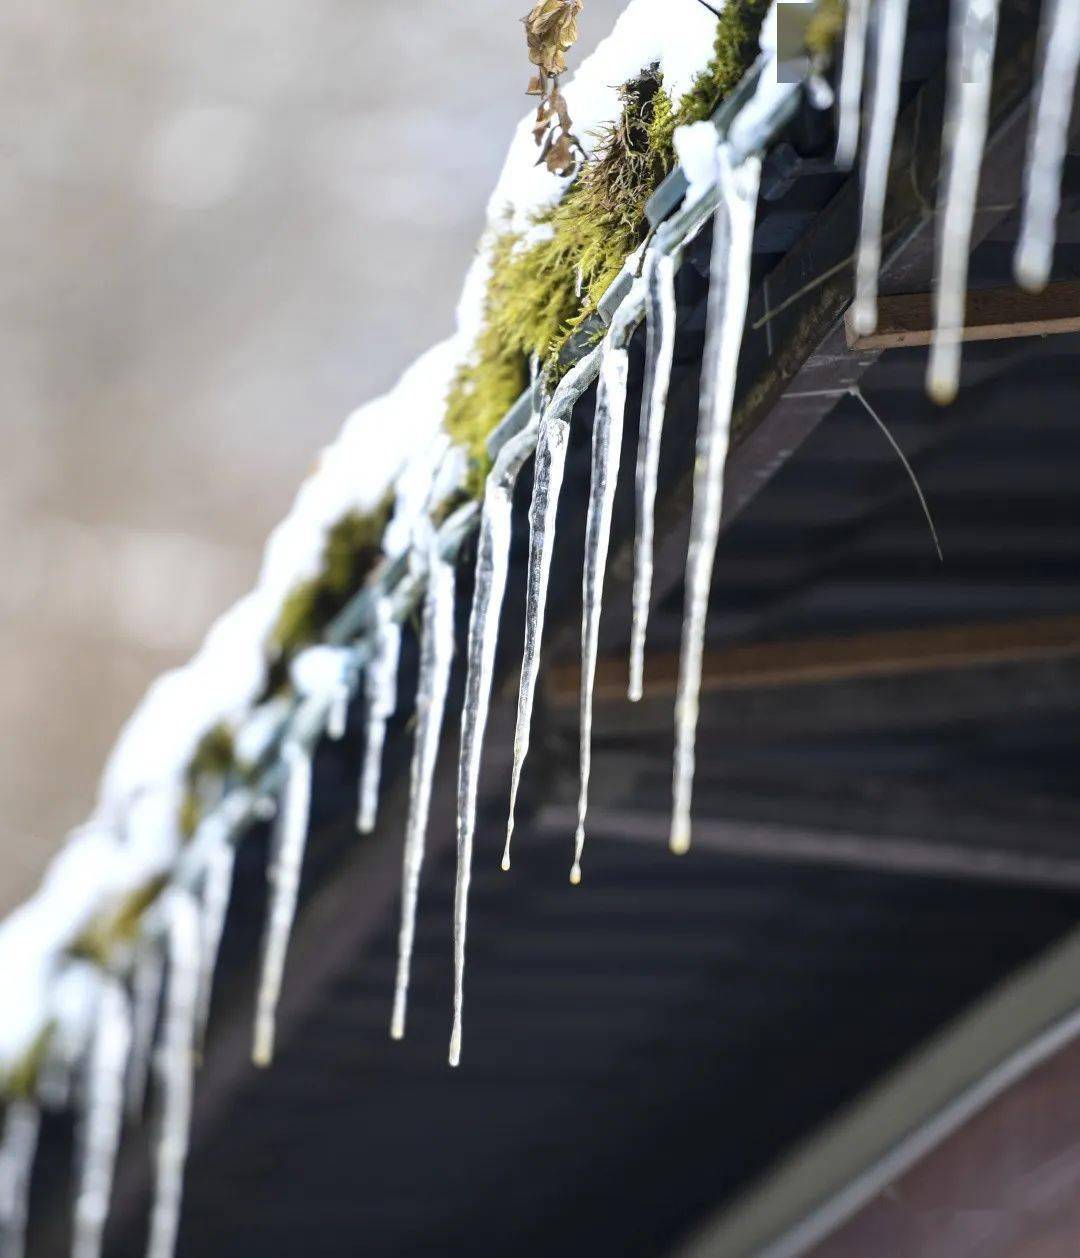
[4,1,1080,1253]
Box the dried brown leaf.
[546,133,578,176]
[523,0,583,78]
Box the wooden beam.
[845,281,1080,351]
[547,613,1080,705]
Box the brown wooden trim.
[845,281,1080,351]
[547,614,1080,704]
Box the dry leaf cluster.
[524,0,585,176]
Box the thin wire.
[850,386,944,562]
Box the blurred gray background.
[0,0,624,914]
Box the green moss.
[805,0,846,57]
[444,233,532,496]
[675,0,772,125]
[69,877,169,966]
[4,1027,52,1100]
[270,496,394,663]
[180,722,237,838]
[430,486,475,527]
[444,0,772,496]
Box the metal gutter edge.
[671,925,1080,1258]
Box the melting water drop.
[146,892,200,1258]
[1016,0,1080,290]
[357,598,402,834]
[72,980,131,1258]
[671,145,762,856]
[852,0,911,334]
[573,337,630,884]
[449,424,538,1068]
[126,942,164,1120]
[503,406,571,869]
[835,0,871,169]
[0,1099,41,1258]
[194,837,236,1051]
[391,542,456,1041]
[629,249,677,704]
[927,0,1001,404]
[253,739,313,1067]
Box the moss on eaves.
[445,70,675,492]
[69,877,169,967]
[444,0,772,497]
[675,0,772,125]
[805,0,845,57]
[3,1027,52,1100]
[271,495,394,664]
[180,721,238,838]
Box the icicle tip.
[252,1020,274,1068]
[670,822,691,856]
[1014,244,1049,295]
[926,369,958,408]
[849,298,877,337]
[390,1008,405,1041]
[569,861,582,885]
[448,1023,462,1068]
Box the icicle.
[253,739,313,1067]
[194,838,236,1051]
[628,249,677,704]
[0,1098,41,1258]
[852,0,911,335]
[502,409,571,871]
[390,541,456,1041]
[1016,0,1080,290]
[357,597,402,834]
[572,336,630,885]
[125,943,164,1119]
[927,0,1001,404]
[146,892,199,1258]
[449,424,539,1068]
[72,980,131,1258]
[835,0,871,169]
[671,145,762,856]
[326,681,351,741]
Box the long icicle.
[449,424,542,1068]
[72,979,131,1258]
[125,941,164,1119]
[834,0,871,169]
[390,539,456,1041]
[253,738,313,1067]
[0,1099,41,1258]
[671,145,762,856]
[1015,0,1080,290]
[851,0,911,335]
[146,892,200,1258]
[927,0,1001,404]
[502,407,571,870]
[357,597,402,833]
[628,249,677,704]
[193,836,236,1052]
[572,336,630,885]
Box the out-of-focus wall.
[0,0,625,913]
